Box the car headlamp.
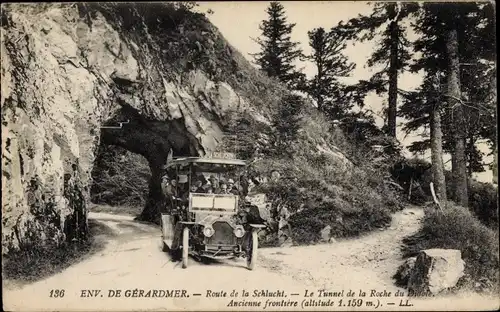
[234,225,245,238]
[203,226,215,237]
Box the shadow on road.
[89,218,118,238]
[3,219,112,290]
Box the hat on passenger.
[227,178,235,184]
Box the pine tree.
[304,27,355,118]
[400,2,496,185]
[271,94,304,157]
[252,1,304,89]
[341,2,418,138]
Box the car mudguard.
[161,214,175,247]
[249,224,267,229]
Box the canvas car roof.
[164,157,246,169]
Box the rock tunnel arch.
[94,97,202,223]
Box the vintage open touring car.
[160,153,266,270]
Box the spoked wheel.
[182,227,189,269]
[246,230,258,270]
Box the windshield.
[163,160,248,199]
[189,163,244,195]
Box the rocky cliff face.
[1,3,278,254]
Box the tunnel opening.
[90,98,202,224]
[90,144,151,210]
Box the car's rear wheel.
[246,230,258,270]
[182,227,189,269]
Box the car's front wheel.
[246,230,258,270]
[182,227,189,269]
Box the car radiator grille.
[208,222,235,245]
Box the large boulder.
[320,225,332,243]
[394,256,417,286]
[407,249,465,295]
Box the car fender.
[248,224,267,229]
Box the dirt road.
[3,207,498,311]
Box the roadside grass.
[2,219,110,289]
[400,203,499,294]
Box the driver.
[180,184,197,209]
[166,179,179,206]
[162,178,178,212]
[165,179,178,199]
[160,175,170,212]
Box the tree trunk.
[316,58,323,112]
[387,20,398,138]
[447,27,468,207]
[466,133,475,178]
[430,107,447,203]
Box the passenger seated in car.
[217,182,228,194]
[183,184,197,199]
[227,179,240,195]
[189,184,198,193]
[203,180,212,192]
[209,175,219,190]
[194,180,205,193]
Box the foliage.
[468,180,499,228]
[269,94,305,157]
[251,112,404,245]
[90,144,150,208]
[251,1,305,89]
[401,204,499,292]
[390,157,433,204]
[222,109,273,160]
[304,27,356,117]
